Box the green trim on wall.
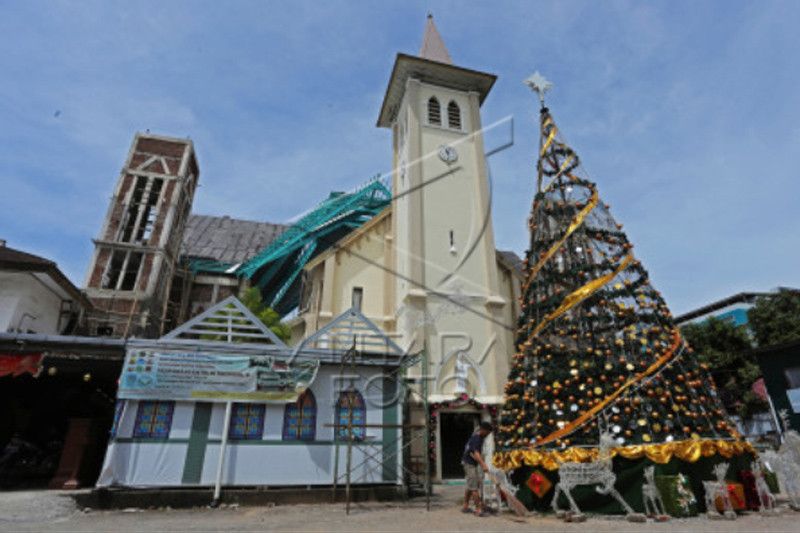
[382,378,399,481]
[182,402,212,484]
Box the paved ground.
[2,486,800,532]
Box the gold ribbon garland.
[533,328,682,446]
[493,438,755,472]
[541,157,575,193]
[521,188,599,296]
[540,115,556,156]
[502,109,753,474]
[519,252,635,349]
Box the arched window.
[282,390,317,441]
[335,389,366,441]
[447,101,461,130]
[427,97,441,126]
[229,403,266,440]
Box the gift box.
[654,474,698,518]
[527,470,552,498]
[738,470,761,511]
[764,469,780,494]
[715,482,745,512]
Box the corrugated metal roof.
[181,214,287,264]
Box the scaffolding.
[327,343,432,514]
[185,179,392,316]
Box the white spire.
[419,14,453,64]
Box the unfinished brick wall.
[83,132,199,338]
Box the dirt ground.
[2,485,800,532]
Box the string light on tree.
[494,72,752,474]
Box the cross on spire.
[419,13,453,64]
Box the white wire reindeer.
[752,460,777,513]
[761,449,800,510]
[551,430,644,522]
[702,462,736,520]
[763,409,800,510]
[779,410,800,460]
[641,466,669,520]
[486,466,529,516]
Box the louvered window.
[447,101,461,130]
[428,97,441,125]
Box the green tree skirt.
[508,452,754,515]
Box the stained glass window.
[229,403,266,440]
[133,400,174,439]
[282,390,317,441]
[336,389,366,441]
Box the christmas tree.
[494,76,753,507]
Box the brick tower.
[84,133,199,338]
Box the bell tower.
[378,16,510,403]
[83,133,199,338]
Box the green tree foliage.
[681,317,765,418]
[748,289,800,348]
[240,287,291,342]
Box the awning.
[0,353,43,378]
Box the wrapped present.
[655,474,698,517]
[527,469,552,498]
[738,470,761,511]
[763,469,780,494]
[715,482,746,512]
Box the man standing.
[461,421,493,516]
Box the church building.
[48,15,522,485]
[291,16,523,480]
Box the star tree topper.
[524,71,553,107]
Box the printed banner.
[118,350,319,403]
[0,354,43,378]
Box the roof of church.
[419,14,453,64]
[496,249,525,277]
[181,214,287,265]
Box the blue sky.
[1,0,798,315]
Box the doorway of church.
[439,412,480,480]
